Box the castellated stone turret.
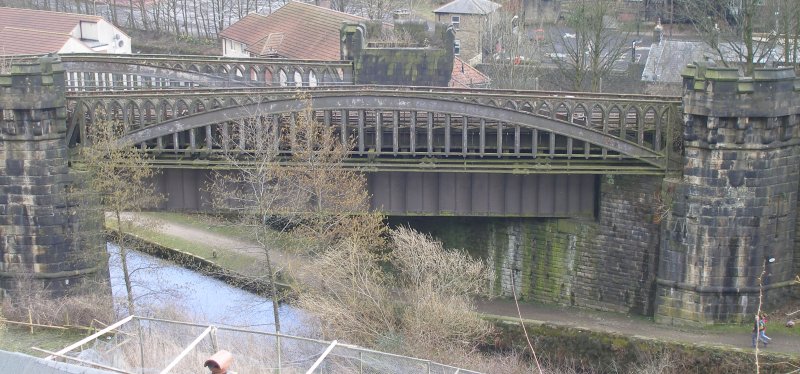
[656,64,800,325]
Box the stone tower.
[656,65,800,324]
[0,57,103,297]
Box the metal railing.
[43,316,483,374]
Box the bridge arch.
[190,99,206,115]
[308,70,318,87]
[115,95,666,168]
[263,69,274,85]
[123,102,140,129]
[554,102,570,122]
[278,69,288,86]
[175,99,190,118]
[91,101,107,122]
[108,101,124,123]
[537,102,551,117]
[142,100,158,127]
[293,71,303,87]
[158,100,173,122]
[573,103,589,126]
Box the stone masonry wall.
[656,66,800,325]
[341,22,455,87]
[400,174,662,316]
[0,57,103,297]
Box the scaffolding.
[41,315,483,374]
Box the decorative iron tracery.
[60,54,354,90]
[66,87,681,174]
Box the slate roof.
[221,1,367,60]
[642,39,784,83]
[642,40,718,83]
[433,0,501,15]
[450,56,490,88]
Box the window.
[79,21,98,41]
[451,15,460,30]
[454,39,461,55]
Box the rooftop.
[450,56,491,88]
[0,28,75,55]
[221,2,367,60]
[642,39,786,83]
[0,7,124,55]
[0,6,102,34]
[433,0,502,15]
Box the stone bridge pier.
[0,58,104,297]
[656,66,800,324]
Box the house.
[222,2,470,88]
[0,7,130,55]
[220,2,365,60]
[434,0,502,63]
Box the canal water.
[107,243,304,333]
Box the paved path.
[124,213,800,357]
[476,299,800,356]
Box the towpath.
[120,212,800,357]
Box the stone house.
[0,7,131,55]
[434,0,502,63]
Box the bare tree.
[352,0,404,20]
[480,11,544,89]
[679,0,796,75]
[298,226,492,361]
[208,94,384,336]
[776,0,800,66]
[73,122,163,316]
[548,0,630,92]
[329,0,354,13]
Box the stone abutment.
[0,57,104,297]
[655,66,800,324]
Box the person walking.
[759,313,772,346]
[753,313,771,347]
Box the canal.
[107,243,304,333]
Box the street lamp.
[756,256,775,316]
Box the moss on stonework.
[491,222,505,295]
[520,222,533,297]
[387,216,601,308]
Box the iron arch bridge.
[58,54,353,89]
[65,86,682,175]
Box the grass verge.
[0,326,88,357]
[106,212,259,273]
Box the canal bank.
[112,230,293,297]
[116,212,800,373]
